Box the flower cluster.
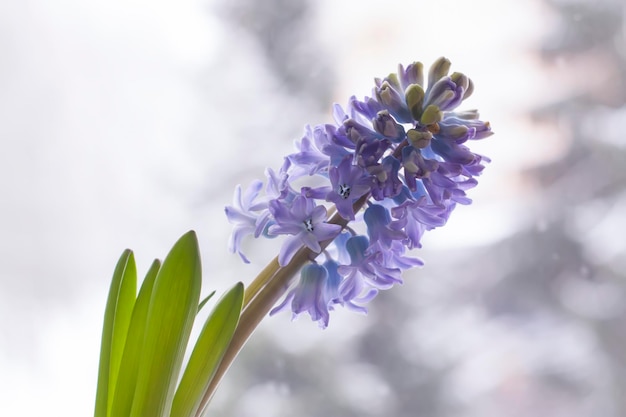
[225,58,492,328]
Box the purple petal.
[278,235,302,266]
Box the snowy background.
[1,0,625,416]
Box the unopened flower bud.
[400,61,424,90]
[373,110,405,142]
[407,129,433,149]
[439,124,469,141]
[375,81,412,122]
[428,57,451,88]
[420,104,442,126]
[450,72,474,100]
[405,84,425,121]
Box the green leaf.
[170,282,244,417]
[94,250,137,417]
[197,291,216,315]
[129,231,202,417]
[109,259,161,417]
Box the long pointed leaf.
[109,259,161,417]
[197,291,216,315]
[171,282,244,417]
[95,250,137,417]
[130,231,202,417]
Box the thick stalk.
[242,257,280,307]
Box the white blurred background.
[1,0,625,416]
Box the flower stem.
[242,256,280,308]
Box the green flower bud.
[439,124,469,140]
[450,72,468,91]
[388,73,402,90]
[404,84,425,121]
[376,81,395,107]
[454,109,480,120]
[451,72,473,100]
[402,61,424,87]
[407,129,433,149]
[420,104,442,126]
[373,110,405,141]
[428,57,451,88]
[464,78,474,100]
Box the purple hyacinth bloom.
[326,231,352,265]
[321,124,354,166]
[369,155,404,201]
[378,240,424,270]
[421,167,473,206]
[287,124,354,178]
[225,180,272,263]
[321,259,343,307]
[391,197,449,249]
[430,137,476,165]
[374,77,413,123]
[268,195,342,266]
[338,235,402,295]
[373,110,406,142]
[321,258,372,314]
[355,134,391,168]
[350,95,384,121]
[270,263,334,329]
[363,204,406,249]
[402,146,440,192]
[338,277,378,314]
[441,112,493,143]
[398,61,425,91]
[424,76,465,112]
[343,118,382,145]
[264,166,291,201]
[287,125,331,177]
[326,157,372,221]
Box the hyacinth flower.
[225,56,492,326]
[213,56,490,402]
[94,58,492,417]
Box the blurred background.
[1,0,625,416]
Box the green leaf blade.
[94,250,137,417]
[130,231,202,417]
[109,259,161,417]
[197,291,216,315]
[171,282,244,417]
